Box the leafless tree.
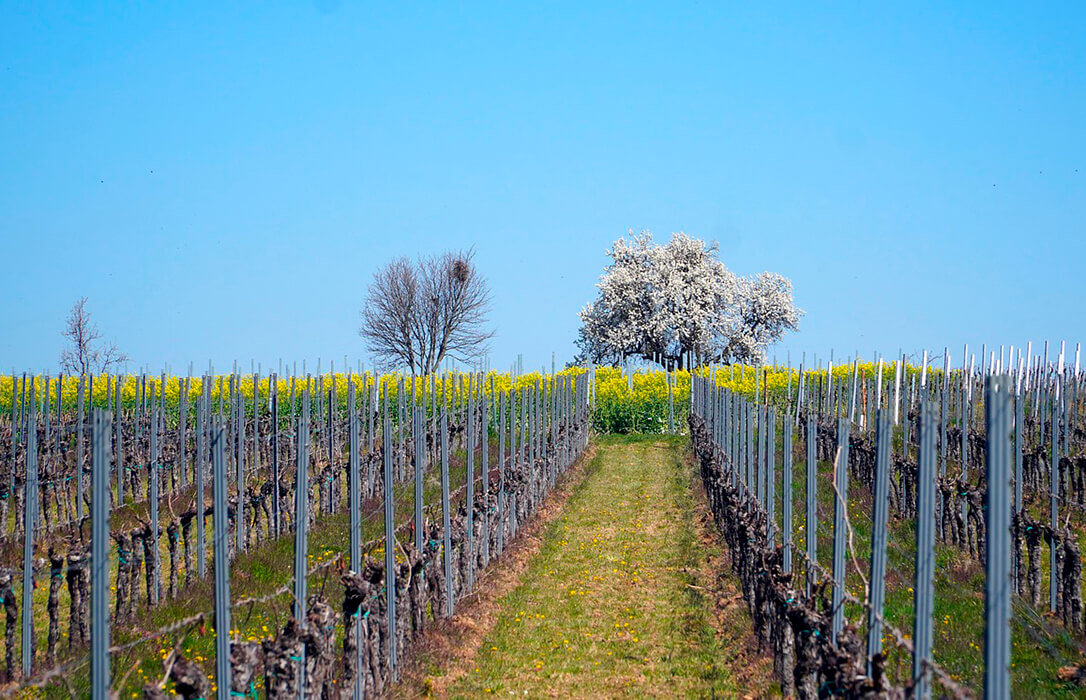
[59,297,129,375]
[360,249,494,375]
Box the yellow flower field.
[0,361,934,435]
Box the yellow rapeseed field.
[0,362,930,435]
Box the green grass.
[446,435,750,698]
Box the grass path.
[445,435,766,698]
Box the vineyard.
[690,356,1086,698]
[0,355,1083,697]
[0,370,591,697]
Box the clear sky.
[1,2,1083,375]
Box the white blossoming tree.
[575,231,801,367]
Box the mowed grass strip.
[448,435,742,698]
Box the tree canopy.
[575,231,801,368]
[59,297,128,376]
[360,249,493,375]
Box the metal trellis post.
[441,409,453,617]
[383,400,397,678]
[985,376,1012,700]
[91,409,111,697]
[212,420,231,700]
[913,400,937,700]
[22,379,38,678]
[830,417,850,645]
[805,414,817,593]
[866,409,891,673]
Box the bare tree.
[360,249,494,375]
[59,297,129,375]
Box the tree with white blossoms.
[575,231,801,367]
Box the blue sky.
[1,2,1083,374]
